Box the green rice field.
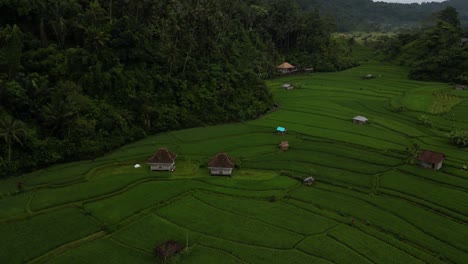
[1,62,467,263]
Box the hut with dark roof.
[148,148,177,171]
[155,240,184,261]
[418,150,445,170]
[208,153,235,176]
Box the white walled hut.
[148,148,177,171]
[353,116,368,125]
[208,153,235,176]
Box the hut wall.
[210,167,233,176]
[150,163,174,171]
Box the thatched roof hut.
[155,240,184,260]
[148,148,177,171]
[208,153,235,176]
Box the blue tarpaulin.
[276,126,286,132]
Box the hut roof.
[281,83,292,88]
[148,148,177,163]
[304,176,315,182]
[209,153,235,168]
[353,116,368,122]
[418,150,445,164]
[461,38,468,43]
[276,126,287,132]
[155,240,184,260]
[279,141,289,147]
[277,62,295,69]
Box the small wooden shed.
[208,153,235,176]
[148,148,177,171]
[279,141,289,151]
[461,38,468,46]
[455,84,467,90]
[418,150,445,170]
[303,177,315,186]
[353,116,368,125]
[155,240,184,261]
[277,62,297,74]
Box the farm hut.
[305,67,314,72]
[281,83,294,90]
[276,126,287,134]
[352,116,368,125]
[418,150,445,170]
[208,153,235,176]
[147,148,177,171]
[277,62,297,74]
[461,38,468,46]
[279,141,289,151]
[362,74,375,80]
[455,84,467,90]
[303,177,315,186]
[155,240,184,261]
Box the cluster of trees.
[369,6,468,84]
[0,0,355,177]
[297,0,468,32]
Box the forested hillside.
[297,0,468,31]
[0,0,355,177]
[368,6,468,84]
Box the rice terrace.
[0,61,467,264]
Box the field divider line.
[152,212,298,250]
[287,197,441,260]
[378,189,468,225]
[283,199,347,224]
[395,168,468,192]
[314,185,468,254]
[293,247,338,264]
[352,224,442,264]
[113,190,197,230]
[326,234,378,264]
[379,184,468,219]
[192,178,296,192]
[195,243,250,264]
[293,223,342,248]
[108,237,152,256]
[2,178,192,224]
[26,231,107,264]
[191,193,307,236]
[265,116,409,146]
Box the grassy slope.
[1,59,467,263]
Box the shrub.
[448,130,468,147]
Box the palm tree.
[0,116,26,162]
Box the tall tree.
[0,116,26,162]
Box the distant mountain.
[296,0,468,31]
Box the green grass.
[0,62,467,263]
[0,208,101,264]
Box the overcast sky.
[373,0,446,3]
